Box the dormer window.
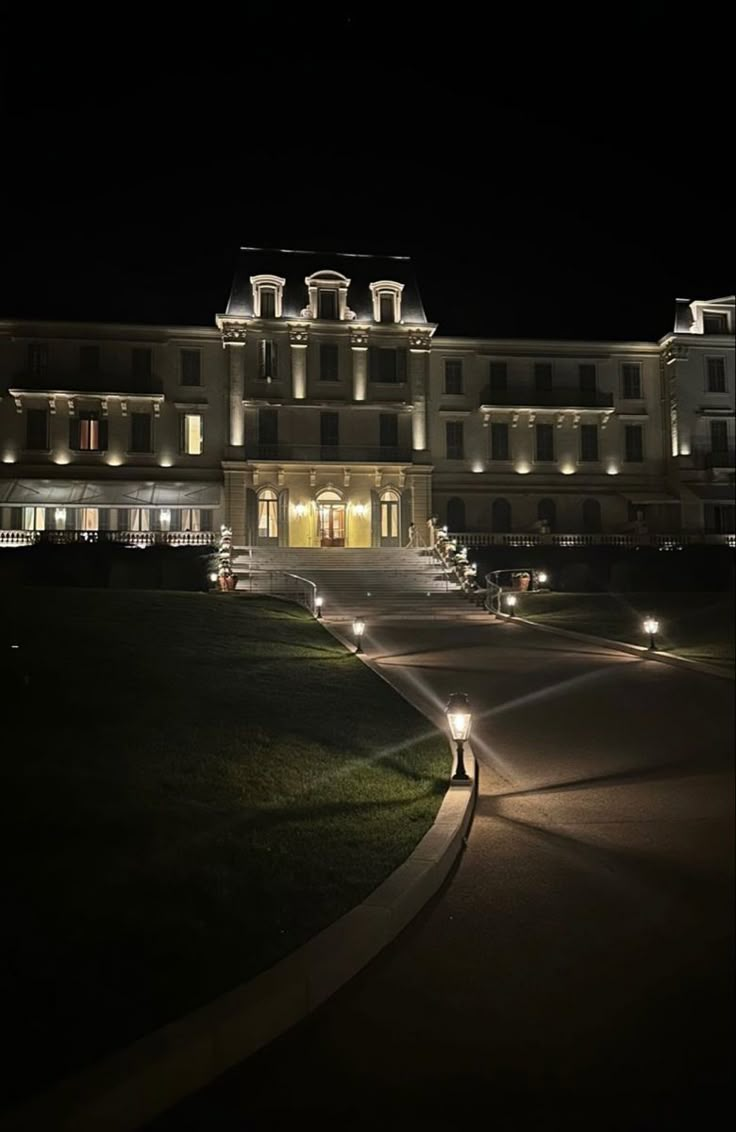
[302,271,355,321]
[703,312,729,335]
[250,275,285,319]
[370,281,404,323]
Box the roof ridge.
[239,246,410,260]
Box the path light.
[643,616,659,650]
[537,571,548,586]
[315,595,323,619]
[446,692,472,782]
[352,616,366,653]
[505,593,517,616]
[208,572,218,584]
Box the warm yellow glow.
[315,595,323,608]
[515,461,531,475]
[54,454,71,465]
[160,509,171,527]
[680,442,691,456]
[505,594,517,606]
[159,457,174,467]
[353,502,368,518]
[54,508,67,525]
[353,618,365,637]
[471,461,485,473]
[446,693,472,741]
[537,571,548,584]
[183,414,203,455]
[2,452,17,463]
[294,502,307,518]
[643,617,659,635]
[107,456,123,467]
[606,464,619,476]
[209,572,218,583]
[560,463,576,475]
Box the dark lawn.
[0,590,449,1109]
[517,590,735,670]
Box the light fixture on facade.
[294,502,307,518]
[209,572,218,584]
[643,617,659,650]
[54,508,67,526]
[537,571,548,586]
[505,593,517,616]
[560,463,576,475]
[352,616,366,653]
[445,692,472,783]
[471,461,485,474]
[353,502,368,518]
[160,509,171,528]
[606,464,619,476]
[54,455,71,465]
[515,461,531,475]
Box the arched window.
[257,488,279,540]
[250,275,285,318]
[303,271,355,321]
[369,280,404,323]
[447,497,466,531]
[582,498,602,532]
[379,489,400,545]
[492,498,511,532]
[538,498,557,532]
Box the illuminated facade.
[0,250,733,543]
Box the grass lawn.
[517,591,735,670]
[0,590,450,1109]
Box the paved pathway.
[150,618,734,1131]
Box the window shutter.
[98,418,109,451]
[69,418,81,450]
[397,348,407,382]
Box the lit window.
[79,508,99,532]
[258,489,279,539]
[71,411,107,452]
[23,507,47,531]
[181,413,203,455]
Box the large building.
[1,250,734,546]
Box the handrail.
[484,566,544,616]
[245,569,317,614]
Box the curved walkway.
[150,618,734,1131]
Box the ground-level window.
[537,498,556,532]
[492,498,511,531]
[447,497,466,531]
[181,413,204,455]
[258,489,279,540]
[79,508,99,531]
[22,506,47,530]
[380,490,400,541]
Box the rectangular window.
[534,363,553,392]
[181,413,203,455]
[260,289,276,318]
[131,347,152,380]
[23,506,47,531]
[320,411,339,447]
[318,290,338,319]
[25,408,48,450]
[180,349,201,386]
[444,359,463,395]
[79,508,99,532]
[369,347,408,384]
[259,339,278,380]
[625,424,644,462]
[446,421,464,460]
[319,343,339,381]
[535,423,554,461]
[70,411,107,451]
[703,313,728,335]
[258,408,278,448]
[706,357,727,393]
[379,293,395,323]
[28,343,47,377]
[622,363,642,399]
[490,422,509,460]
[710,419,728,453]
[489,361,507,395]
[580,423,599,462]
[80,345,99,375]
[129,412,152,453]
[379,413,398,449]
[579,363,597,393]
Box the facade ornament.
[101,399,108,418]
[556,413,565,429]
[67,398,76,417]
[349,326,369,350]
[120,399,128,416]
[153,402,161,418]
[343,306,357,321]
[528,412,536,426]
[277,468,285,486]
[220,321,248,345]
[309,468,316,486]
[13,394,23,413]
[572,412,581,429]
[511,411,519,429]
[664,343,688,366]
[299,307,311,318]
[408,329,432,353]
[398,470,405,488]
[601,411,613,431]
[48,396,56,415]
[482,413,490,428]
[253,468,260,486]
[289,326,309,348]
[374,469,382,487]
[343,469,351,487]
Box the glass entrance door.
[380,495,400,546]
[318,503,346,546]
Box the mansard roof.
[225,247,428,324]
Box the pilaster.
[222,461,248,545]
[289,325,309,399]
[350,326,369,401]
[408,329,432,453]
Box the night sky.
[2,8,732,342]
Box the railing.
[0,530,216,547]
[244,444,412,463]
[447,531,736,549]
[242,570,317,614]
[478,387,614,409]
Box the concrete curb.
[1,629,476,1132]
[493,610,734,681]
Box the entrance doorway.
[380,490,400,546]
[317,491,346,546]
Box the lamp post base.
[451,741,470,782]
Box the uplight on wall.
[353,503,368,518]
[471,461,485,474]
[159,458,173,468]
[107,456,123,467]
[606,464,619,476]
[54,508,67,526]
[54,455,71,465]
[2,453,16,464]
[560,463,576,475]
[294,502,307,518]
[515,461,531,475]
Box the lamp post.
[315,595,323,619]
[352,616,366,653]
[505,593,517,617]
[643,616,659,650]
[446,692,472,782]
[536,570,548,589]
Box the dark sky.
[1,7,732,341]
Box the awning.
[623,492,680,504]
[682,485,736,503]
[0,478,223,507]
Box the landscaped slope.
[0,591,450,1109]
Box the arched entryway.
[447,497,466,531]
[257,488,279,545]
[379,489,400,546]
[316,490,346,547]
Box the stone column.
[227,345,246,448]
[289,326,309,400]
[350,326,369,401]
[222,462,247,546]
[409,329,432,452]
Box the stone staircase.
[231,547,487,621]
